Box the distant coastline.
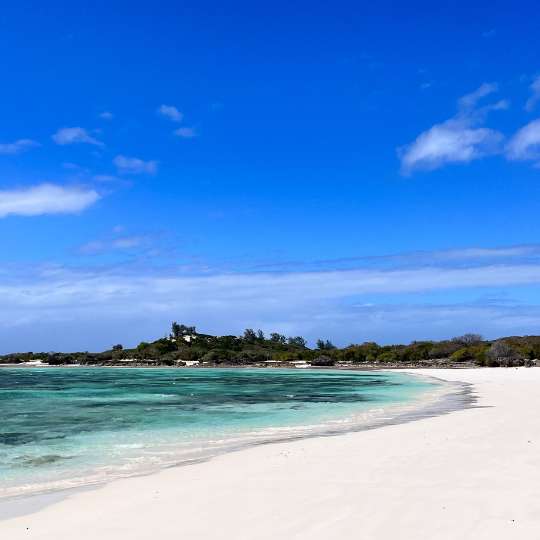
[1,322,539,370]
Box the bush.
[200,350,226,364]
[450,348,474,363]
[377,351,400,363]
[311,355,335,366]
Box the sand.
[1,367,539,539]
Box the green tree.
[317,339,336,350]
[243,329,257,342]
[170,322,196,340]
[287,336,307,348]
[270,333,287,345]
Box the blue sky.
[2,1,540,352]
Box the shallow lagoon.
[0,367,439,498]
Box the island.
[1,322,538,368]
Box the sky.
[2,1,540,352]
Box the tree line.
[1,325,539,367]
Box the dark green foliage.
[450,348,475,362]
[287,336,307,348]
[270,333,287,345]
[243,328,257,342]
[316,339,336,350]
[3,323,539,368]
[170,322,196,340]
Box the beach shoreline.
[0,369,467,502]
[1,367,539,539]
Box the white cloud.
[3,261,540,350]
[399,83,505,174]
[0,139,40,155]
[113,155,158,175]
[0,184,100,218]
[506,119,540,162]
[99,111,114,120]
[457,82,498,110]
[52,127,104,147]
[158,104,183,122]
[430,245,540,261]
[525,76,540,112]
[4,263,540,313]
[399,119,503,174]
[174,127,197,138]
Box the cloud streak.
[158,104,183,122]
[113,155,158,175]
[525,76,540,112]
[0,184,100,218]
[174,127,197,138]
[0,139,40,155]
[79,235,148,255]
[52,127,104,147]
[3,260,540,351]
[506,118,540,164]
[257,244,540,272]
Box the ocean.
[0,367,442,498]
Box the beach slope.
[1,368,540,540]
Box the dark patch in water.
[0,432,36,446]
[19,455,72,467]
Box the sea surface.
[0,367,444,498]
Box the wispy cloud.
[3,260,540,350]
[259,244,540,272]
[79,235,146,255]
[93,174,121,183]
[113,155,158,175]
[99,111,114,120]
[0,184,100,218]
[52,127,104,147]
[0,139,40,155]
[506,118,540,163]
[399,83,506,174]
[426,245,540,261]
[525,76,540,112]
[174,127,197,138]
[399,122,503,174]
[158,104,183,122]
[457,82,498,110]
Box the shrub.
[311,355,335,366]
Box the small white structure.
[25,359,48,366]
[169,333,197,344]
[290,360,310,369]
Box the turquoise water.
[0,367,439,498]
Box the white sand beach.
[1,367,539,539]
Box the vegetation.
[1,324,539,368]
